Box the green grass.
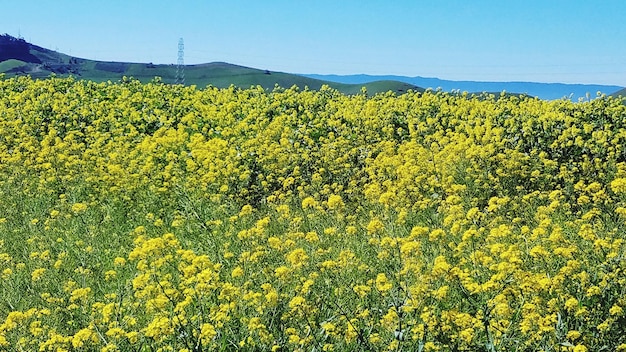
[1,44,424,95]
[0,59,26,72]
[81,61,424,95]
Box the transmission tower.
[176,38,185,85]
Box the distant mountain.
[303,74,624,101]
[0,34,422,95]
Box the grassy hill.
[611,87,626,97]
[0,34,422,95]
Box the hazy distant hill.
[304,74,624,101]
[0,34,421,95]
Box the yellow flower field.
[0,75,625,351]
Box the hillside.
[0,34,421,95]
[611,87,626,97]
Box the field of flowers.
[0,75,625,351]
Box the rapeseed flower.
[2,77,626,350]
[375,273,393,292]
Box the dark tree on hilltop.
[0,34,42,63]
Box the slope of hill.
[611,88,626,97]
[0,34,422,95]
[304,74,624,101]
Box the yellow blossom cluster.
[0,76,626,350]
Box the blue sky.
[2,0,626,85]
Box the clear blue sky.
[2,0,625,85]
